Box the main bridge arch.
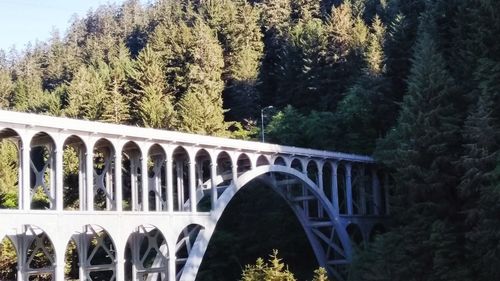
[181,165,353,281]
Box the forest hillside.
[0,0,499,280]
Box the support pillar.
[86,150,94,211]
[21,144,30,210]
[345,163,353,216]
[55,244,65,281]
[331,162,339,215]
[78,148,85,211]
[189,161,196,213]
[166,158,173,212]
[55,142,64,211]
[168,249,176,281]
[210,163,217,211]
[115,152,123,211]
[317,168,324,217]
[141,155,149,212]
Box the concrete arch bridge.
[0,110,389,281]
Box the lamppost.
[261,106,274,142]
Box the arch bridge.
[0,110,389,281]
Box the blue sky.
[0,0,142,51]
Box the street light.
[261,106,274,142]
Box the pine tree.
[102,43,132,124]
[130,45,176,128]
[0,69,13,108]
[176,20,226,136]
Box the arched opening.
[346,223,364,249]
[176,224,204,281]
[30,132,56,210]
[291,158,303,172]
[306,160,319,185]
[63,135,86,210]
[195,149,211,212]
[236,153,251,174]
[64,238,79,280]
[322,161,333,203]
[0,128,21,209]
[121,141,142,211]
[148,144,167,212]
[273,156,286,166]
[256,155,269,167]
[351,165,368,215]
[0,235,17,280]
[198,175,318,281]
[125,225,168,280]
[215,151,232,197]
[172,146,190,212]
[369,224,386,242]
[22,225,56,280]
[77,225,117,280]
[93,138,116,211]
[337,164,347,215]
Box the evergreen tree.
[130,45,176,128]
[0,69,13,108]
[176,20,226,136]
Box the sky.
[0,0,141,51]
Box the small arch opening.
[237,153,251,174]
[291,158,303,172]
[125,225,169,281]
[195,149,212,212]
[256,155,270,167]
[346,223,364,249]
[176,224,204,281]
[306,160,319,185]
[121,141,142,211]
[93,138,116,211]
[30,132,56,210]
[273,156,286,166]
[0,128,21,209]
[63,135,86,210]
[0,235,17,280]
[172,146,190,212]
[148,144,167,211]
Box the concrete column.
[55,243,65,281]
[131,158,138,211]
[166,158,173,212]
[231,161,237,183]
[141,155,149,212]
[210,163,217,210]
[371,169,381,215]
[55,142,64,211]
[115,152,123,211]
[21,144,31,210]
[168,248,176,281]
[86,149,94,211]
[345,163,353,216]
[331,162,339,215]
[317,168,324,217]
[189,161,196,212]
[78,148,85,211]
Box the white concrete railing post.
[210,162,217,211]
[372,168,381,215]
[141,153,149,212]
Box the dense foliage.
[0,0,499,280]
